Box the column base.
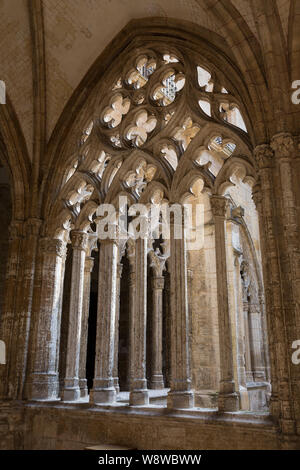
[218,392,239,412]
[167,390,194,409]
[26,373,59,401]
[62,378,81,402]
[90,388,116,404]
[194,390,218,408]
[129,389,149,406]
[62,387,81,402]
[149,375,165,390]
[239,386,250,411]
[113,378,120,395]
[79,379,88,399]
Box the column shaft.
[26,237,66,400]
[112,262,122,394]
[167,211,194,409]
[128,238,149,406]
[211,196,239,411]
[91,240,117,404]
[62,231,88,401]
[253,144,292,428]
[0,221,23,399]
[79,255,94,398]
[150,275,165,389]
[271,134,300,434]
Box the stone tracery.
[21,41,270,414]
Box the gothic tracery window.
[46,42,269,413]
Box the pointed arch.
[0,95,30,221]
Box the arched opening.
[28,25,270,415]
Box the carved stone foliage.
[70,231,89,251]
[149,249,168,278]
[210,196,228,218]
[254,144,274,169]
[271,132,295,159]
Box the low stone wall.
[0,402,26,449]
[6,401,300,450]
[19,402,282,450]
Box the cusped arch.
[41,18,271,224]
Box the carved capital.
[210,195,228,218]
[40,238,66,258]
[70,230,89,250]
[254,144,274,169]
[84,256,94,273]
[25,218,42,237]
[149,248,167,277]
[152,276,165,290]
[8,220,24,241]
[252,182,262,210]
[231,206,244,220]
[86,232,98,256]
[271,132,294,159]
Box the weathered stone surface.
[0,3,300,450]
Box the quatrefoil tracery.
[102,94,131,128]
[96,48,247,155]
[124,159,157,197]
[126,110,157,147]
[56,47,251,236]
[126,55,156,89]
[152,69,185,106]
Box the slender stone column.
[79,254,94,398]
[248,306,266,381]
[167,210,194,409]
[210,196,239,411]
[243,302,253,383]
[78,233,97,398]
[233,252,247,390]
[128,237,149,406]
[149,249,166,389]
[0,220,23,399]
[9,218,42,399]
[27,237,66,400]
[112,261,123,394]
[240,260,253,383]
[253,145,293,428]
[163,265,171,388]
[150,276,165,389]
[62,230,88,401]
[90,239,118,404]
[258,292,271,384]
[270,133,300,434]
